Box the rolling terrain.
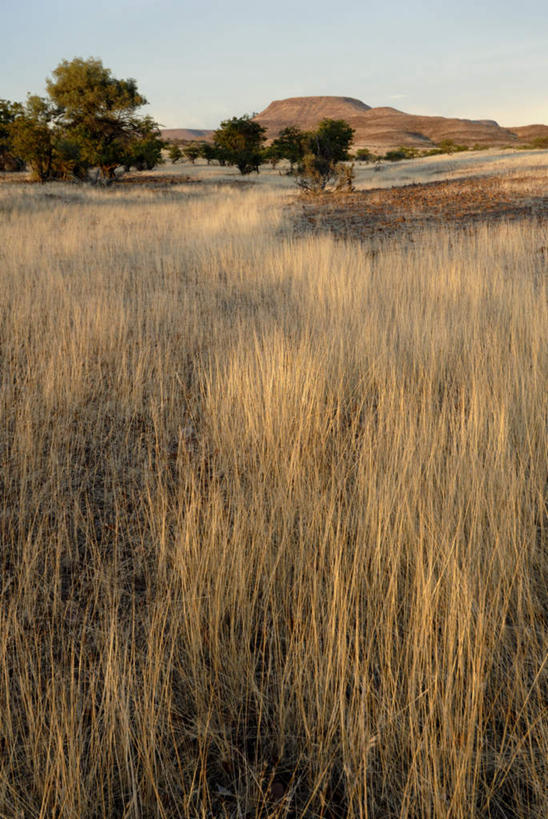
[0,151,546,818]
[162,95,548,151]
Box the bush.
[168,144,182,163]
[182,143,201,164]
[382,146,420,162]
[436,139,468,154]
[295,153,354,193]
[295,119,355,193]
[355,148,377,163]
[213,115,266,175]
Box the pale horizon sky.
[1,0,546,129]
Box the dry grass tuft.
[0,179,546,817]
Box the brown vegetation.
[0,171,546,817]
[292,173,548,241]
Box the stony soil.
[291,174,548,242]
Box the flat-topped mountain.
[256,96,371,133]
[253,97,520,149]
[161,96,547,151]
[161,128,214,142]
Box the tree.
[199,142,217,165]
[263,144,281,168]
[355,148,375,163]
[308,118,354,163]
[295,118,355,193]
[182,142,201,164]
[213,115,266,174]
[270,125,308,170]
[0,99,24,171]
[168,144,183,163]
[9,96,58,182]
[121,116,164,171]
[9,94,90,181]
[46,57,157,181]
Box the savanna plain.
[0,151,547,818]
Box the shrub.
[436,139,468,154]
[295,118,355,193]
[168,144,182,163]
[213,115,266,175]
[355,148,376,163]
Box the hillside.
[161,128,214,143]
[253,97,520,149]
[510,124,548,142]
[255,95,371,134]
[161,97,547,151]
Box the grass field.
[0,169,546,817]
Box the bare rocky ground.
[291,173,548,243]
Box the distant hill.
[255,96,371,134]
[162,97,547,151]
[510,124,548,142]
[254,97,520,149]
[161,128,214,143]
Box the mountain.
[255,96,371,134]
[510,124,548,142]
[253,97,520,149]
[161,128,214,143]
[161,97,547,151]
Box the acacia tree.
[168,144,183,163]
[296,118,355,192]
[213,115,266,174]
[0,99,24,171]
[46,57,160,181]
[9,96,58,182]
[269,125,308,170]
[182,142,201,164]
[121,116,165,171]
[199,142,217,165]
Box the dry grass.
[0,178,546,817]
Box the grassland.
[0,162,546,817]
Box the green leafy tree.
[182,142,201,164]
[308,118,354,163]
[9,96,59,182]
[263,144,281,168]
[355,147,376,163]
[0,99,24,171]
[199,142,217,165]
[269,126,308,170]
[168,144,183,163]
[296,118,355,193]
[122,117,164,171]
[46,57,155,180]
[213,115,266,174]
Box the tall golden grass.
[0,180,546,817]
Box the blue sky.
[1,0,546,128]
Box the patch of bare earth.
[291,174,548,241]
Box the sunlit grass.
[0,180,546,817]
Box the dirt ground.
[291,173,548,242]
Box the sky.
[1,0,546,129]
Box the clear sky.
[1,0,546,128]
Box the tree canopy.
[269,126,308,168]
[213,115,266,175]
[0,99,24,171]
[3,58,163,182]
[46,58,159,180]
[295,118,355,192]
